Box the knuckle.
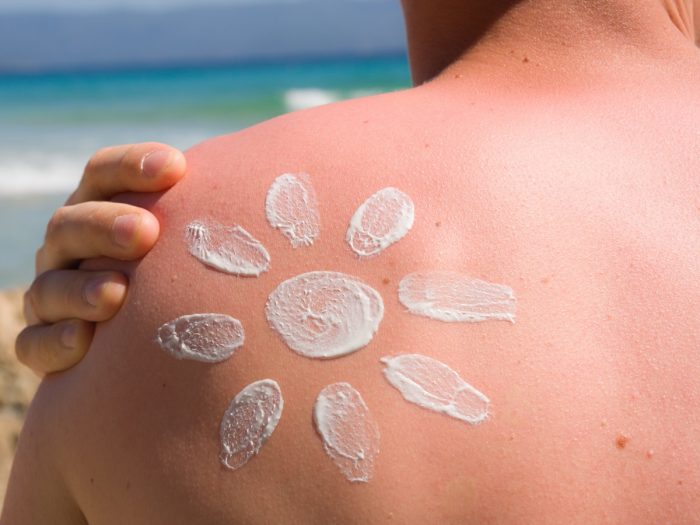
[83,146,111,176]
[14,320,86,374]
[27,274,47,311]
[22,290,38,324]
[44,206,68,240]
[61,274,82,312]
[22,289,31,311]
[29,273,62,322]
[31,270,86,320]
[14,327,33,366]
[34,245,49,276]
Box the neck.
[401,0,697,85]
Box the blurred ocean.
[0,55,410,287]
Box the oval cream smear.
[265,271,384,359]
[399,271,516,323]
[381,354,490,425]
[220,379,284,471]
[186,219,270,276]
[346,187,414,257]
[265,173,320,248]
[314,382,380,483]
[155,313,244,363]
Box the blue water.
[1,56,410,129]
[0,56,411,287]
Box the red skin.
[4,3,700,522]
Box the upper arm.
[2,381,86,525]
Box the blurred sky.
[0,0,381,11]
[0,0,404,72]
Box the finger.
[22,290,40,326]
[37,202,159,273]
[15,319,94,375]
[28,270,127,323]
[67,143,186,205]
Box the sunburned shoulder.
[10,81,700,523]
[187,86,419,164]
[7,87,502,524]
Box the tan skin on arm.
[4,1,700,523]
[15,144,186,375]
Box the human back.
[5,2,700,522]
[6,60,699,523]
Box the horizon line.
[0,51,408,79]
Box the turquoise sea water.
[0,56,411,287]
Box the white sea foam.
[283,88,382,112]
[0,156,82,196]
[284,89,340,111]
[0,126,210,196]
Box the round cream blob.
[219,379,284,471]
[186,219,270,276]
[265,173,320,248]
[265,271,384,359]
[155,313,244,363]
[313,382,380,483]
[346,187,414,257]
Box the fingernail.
[84,278,106,307]
[141,150,173,178]
[112,214,140,249]
[85,278,126,308]
[61,324,77,349]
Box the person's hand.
[15,143,186,375]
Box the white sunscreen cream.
[186,219,270,276]
[398,271,516,323]
[155,313,244,363]
[381,354,490,425]
[220,379,284,470]
[313,382,380,483]
[265,173,320,247]
[346,187,414,257]
[265,271,384,359]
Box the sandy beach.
[0,288,38,508]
